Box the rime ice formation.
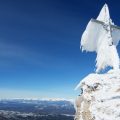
[81,4,120,72]
[75,4,120,120]
[75,70,120,120]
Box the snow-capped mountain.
[0,99,75,120]
[75,70,120,120]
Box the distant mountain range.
[0,99,75,120]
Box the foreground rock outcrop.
[75,70,120,120]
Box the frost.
[75,4,120,120]
[75,70,120,120]
[81,4,120,72]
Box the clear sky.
[0,0,120,100]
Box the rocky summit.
[75,70,120,120]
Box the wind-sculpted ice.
[74,4,120,120]
[81,4,120,72]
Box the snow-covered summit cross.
[81,4,120,72]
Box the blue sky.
[0,0,120,99]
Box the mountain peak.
[75,70,120,120]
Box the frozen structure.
[74,4,120,120]
[81,4,120,72]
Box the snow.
[97,4,110,24]
[75,70,120,120]
[75,74,100,90]
[75,4,120,120]
[81,4,120,72]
